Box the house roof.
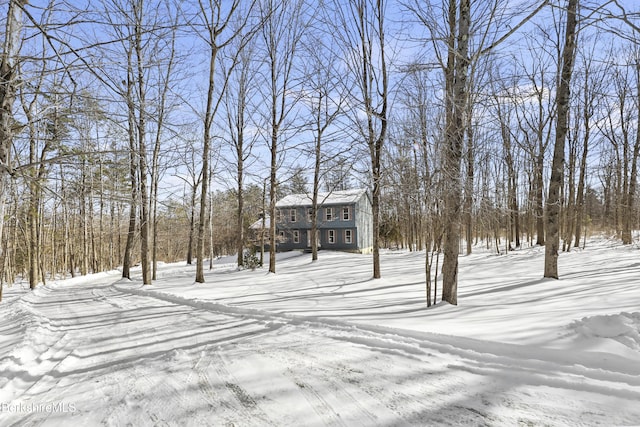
[250,215,270,230]
[275,188,368,208]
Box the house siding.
[274,190,372,254]
[355,192,373,253]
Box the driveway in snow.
[1,244,640,426]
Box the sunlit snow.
[0,235,639,426]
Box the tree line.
[1,0,639,305]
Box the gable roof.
[249,215,270,230]
[276,188,368,208]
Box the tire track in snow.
[289,376,348,427]
[187,348,248,425]
[119,283,640,372]
[207,350,276,426]
[253,337,385,426]
[117,282,640,423]
[257,326,470,426]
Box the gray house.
[274,188,373,254]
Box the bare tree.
[408,0,548,303]
[0,0,27,295]
[300,18,350,262]
[173,133,203,265]
[131,0,152,285]
[572,41,604,249]
[334,0,388,279]
[193,0,255,283]
[438,0,471,304]
[492,88,518,250]
[149,5,180,280]
[260,0,307,274]
[514,23,564,248]
[544,0,579,279]
[597,46,640,245]
[222,32,260,269]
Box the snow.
[1,236,639,426]
[275,188,367,207]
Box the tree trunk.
[441,0,470,305]
[268,123,278,273]
[564,134,577,252]
[574,65,595,248]
[133,1,151,285]
[0,0,26,289]
[237,150,244,267]
[544,0,578,279]
[535,150,545,245]
[622,62,640,245]
[312,119,321,262]
[196,103,211,283]
[122,30,138,280]
[574,133,588,248]
[187,185,196,265]
[122,156,137,280]
[464,112,474,255]
[196,33,220,282]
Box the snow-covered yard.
[1,236,639,426]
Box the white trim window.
[328,229,336,244]
[278,230,286,242]
[307,208,314,222]
[326,207,334,221]
[290,209,297,222]
[293,230,300,243]
[342,206,351,221]
[345,229,353,244]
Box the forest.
[1,0,639,305]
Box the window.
[293,230,299,243]
[290,209,297,222]
[342,206,351,221]
[276,209,283,223]
[326,207,334,221]
[307,208,314,222]
[278,230,286,242]
[328,229,335,244]
[345,229,353,244]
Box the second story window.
[326,207,334,221]
[290,209,297,222]
[342,206,351,221]
[307,208,314,222]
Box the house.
[274,188,373,254]
[249,213,270,249]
